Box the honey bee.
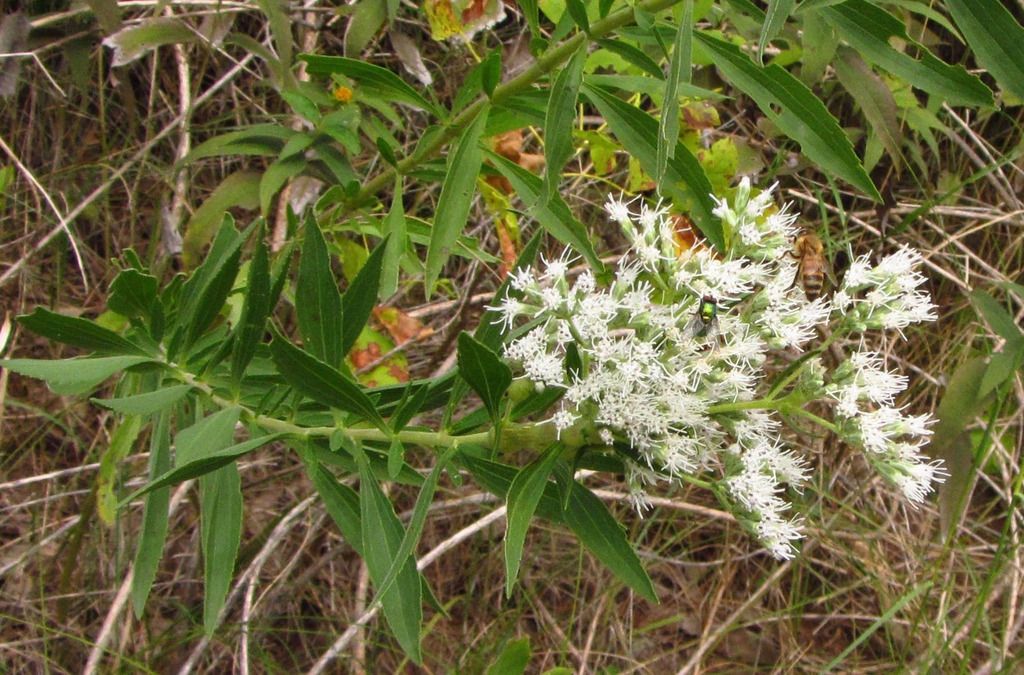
[791,231,828,300]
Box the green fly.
[686,295,720,341]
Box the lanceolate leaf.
[231,231,272,384]
[341,237,389,356]
[486,152,604,272]
[543,43,587,200]
[561,479,658,603]
[296,214,344,368]
[131,409,172,617]
[693,33,881,201]
[819,0,992,107]
[758,0,796,64]
[657,1,693,182]
[0,355,154,395]
[299,54,439,115]
[18,307,149,356]
[457,332,512,422]
[306,458,365,555]
[269,328,387,429]
[356,449,423,663]
[92,384,193,416]
[200,462,243,635]
[504,443,563,596]
[380,178,406,299]
[833,47,902,169]
[946,0,1024,102]
[122,434,284,504]
[582,83,723,249]
[424,105,489,297]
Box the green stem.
[706,397,782,414]
[346,0,687,212]
[789,407,839,433]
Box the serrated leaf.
[108,269,160,323]
[948,0,1024,102]
[269,328,387,429]
[758,0,796,64]
[486,152,604,272]
[131,409,172,617]
[505,443,563,596]
[657,1,694,182]
[356,450,423,663]
[184,125,296,164]
[457,332,512,422]
[581,83,723,248]
[92,384,193,416]
[481,48,502,97]
[819,0,992,107]
[693,32,881,201]
[1,355,154,395]
[296,214,344,367]
[299,54,438,115]
[424,106,489,297]
[543,44,586,201]
[18,307,149,355]
[342,237,388,355]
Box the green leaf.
[97,414,143,525]
[306,458,365,555]
[833,46,902,169]
[356,450,423,663]
[594,38,664,79]
[259,154,306,217]
[581,83,723,249]
[131,409,172,617]
[486,152,605,272]
[256,0,293,66]
[343,0,387,56]
[505,443,563,596]
[174,215,247,356]
[184,125,295,164]
[481,48,502,97]
[370,449,453,608]
[296,214,344,368]
[819,0,993,107]
[970,290,1023,344]
[757,0,796,64]
[565,0,589,32]
[486,637,531,675]
[424,105,489,297]
[341,237,388,356]
[183,171,261,267]
[693,32,881,201]
[657,1,694,182]
[103,18,194,67]
[946,0,1024,101]
[175,407,241,466]
[231,232,272,384]
[1,355,154,395]
[200,462,242,635]
[380,179,406,299]
[457,332,512,423]
[299,54,438,115]
[269,328,387,429]
[543,44,586,201]
[562,480,657,603]
[108,269,160,323]
[979,348,1022,399]
[18,307,148,355]
[92,384,193,416]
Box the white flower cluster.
[493,178,942,559]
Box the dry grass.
[2,2,1024,673]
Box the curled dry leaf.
[373,306,433,346]
[390,31,433,86]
